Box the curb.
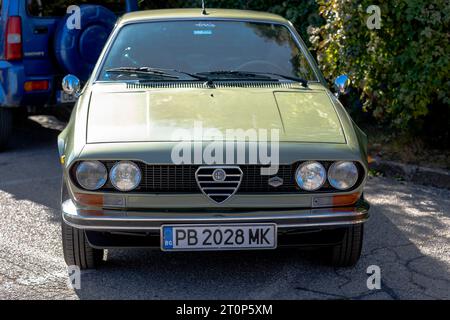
[369,157,450,190]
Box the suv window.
[27,0,126,17]
[98,20,318,81]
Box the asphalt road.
[0,116,449,300]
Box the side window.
[27,0,39,16]
[27,0,65,17]
[27,0,126,17]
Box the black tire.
[0,108,13,150]
[52,105,73,122]
[329,224,364,267]
[12,107,29,125]
[61,220,104,270]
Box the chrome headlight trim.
[295,161,327,191]
[109,161,142,192]
[75,160,108,191]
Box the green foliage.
[309,0,450,131]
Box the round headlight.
[295,161,326,191]
[110,161,142,191]
[328,161,358,190]
[75,161,107,190]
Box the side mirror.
[334,75,350,97]
[62,74,81,96]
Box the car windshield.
[97,20,317,82]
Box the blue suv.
[0,0,138,149]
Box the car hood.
[86,84,345,144]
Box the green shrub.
[308,0,450,132]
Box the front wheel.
[0,108,13,150]
[61,220,104,269]
[328,224,364,267]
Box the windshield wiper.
[196,70,273,81]
[105,66,208,81]
[104,67,308,87]
[105,67,180,79]
[237,71,308,87]
[196,70,308,87]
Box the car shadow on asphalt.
[8,115,64,151]
[0,116,63,213]
[73,180,450,299]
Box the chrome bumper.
[62,199,370,231]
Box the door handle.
[33,26,48,34]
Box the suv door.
[20,0,61,76]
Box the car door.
[20,0,61,76]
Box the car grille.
[100,162,311,193]
[195,166,243,203]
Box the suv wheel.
[0,108,13,150]
[13,108,29,125]
[62,220,104,270]
[328,224,364,267]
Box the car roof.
[119,8,290,25]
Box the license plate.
[161,224,277,251]
[56,90,77,104]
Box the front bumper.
[62,199,370,231]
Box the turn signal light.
[73,193,125,208]
[73,193,103,207]
[24,80,49,92]
[332,193,361,206]
[313,192,361,208]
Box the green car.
[58,8,369,269]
